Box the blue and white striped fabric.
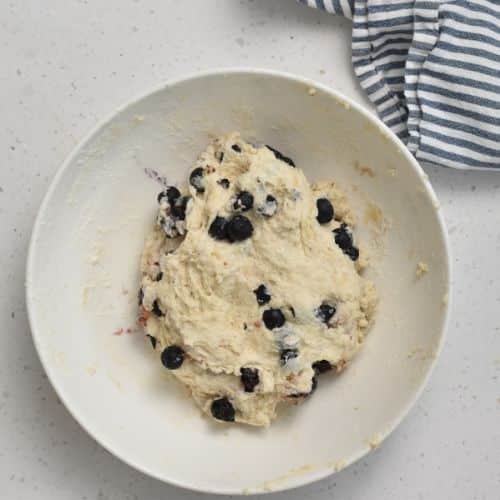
[298,0,500,170]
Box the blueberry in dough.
[157,186,181,204]
[344,246,360,261]
[333,224,360,261]
[216,151,224,162]
[315,303,336,324]
[233,191,254,211]
[155,271,163,282]
[138,288,144,306]
[151,299,164,317]
[147,334,157,349]
[253,284,271,305]
[217,178,230,189]
[266,145,296,167]
[263,308,286,330]
[171,195,189,220]
[240,367,260,392]
[333,223,352,248]
[280,348,298,366]
[159,215,177,238]
[161,345,184,369]
[231,144,242,153]
[316,198,334,224]
[312,360,332,374]
[208,216,228,240]
[226,215,253,242]
[189,166,205,193]
[211,397,235,422]
[258,195,277,217]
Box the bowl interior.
[27,70,449,494]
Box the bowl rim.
[25,67,452,495]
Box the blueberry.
[266,145,296,167]
[217,178,230,189]
[233,191,254,211]
[227,215,253,242]
[231,144,242,153]
[189,166,205,193]
[312,360,332,374]
[216,151,224,162]
[316,303,336,324]
[253,284,271,305]
[280,348,298,366]
[157,186,181,204]
[211,397,235,422]
[263,308,285,330]
[171,195,189,220]
[138,288,144,306]
[147,334,157,349]
[159,215,178,238]
[151,299,164,317]
[155,271,163,282]
[333,223,353,250]
[258,195,277,217]
[316,198,334,224]
[344,245,360,261]
[288,306,296,318]
[167,186,181,201]
[208,216,228,240]
[240,367,259,392]
[161,345,184,369]
[333,224,359,261]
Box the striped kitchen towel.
[298,0,500,170]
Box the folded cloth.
[298,0,500,170]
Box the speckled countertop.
[1,1,499,499]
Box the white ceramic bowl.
[26,69,451,494]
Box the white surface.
[0,1,498,499]
[26,69,450,494]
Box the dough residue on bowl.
[138,132,377,426]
